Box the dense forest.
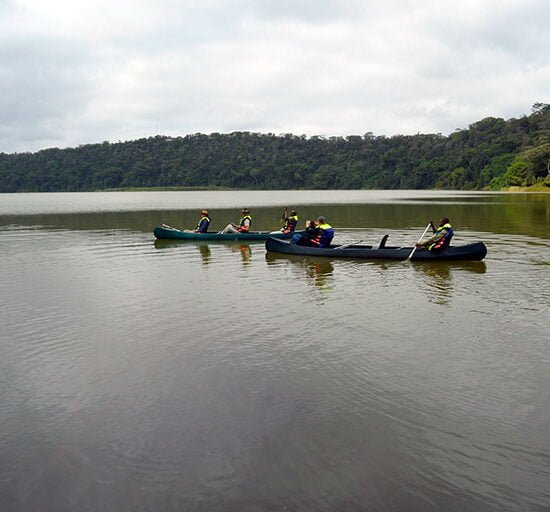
[1,103,549,192]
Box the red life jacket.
[430,224,454,250]
[282,215,299,234]
[237,215,252,232]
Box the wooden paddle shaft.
[407,223,432,260]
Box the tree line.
[0,103,548,192]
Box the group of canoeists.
[183,207,298,235]
[290,215,453,251]
[180,207,455,253]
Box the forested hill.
[1,104,549,192]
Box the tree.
[520,144,550,178]
[503,160,530,186]
[532,102,550,115]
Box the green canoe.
[153,225,304,241]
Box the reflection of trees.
[5,194,548,241]
[284,196,550,241]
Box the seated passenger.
[220,208,252,234]
[195,209,211,233]
[291,216,334,248]
[183,209,211,233]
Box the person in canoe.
[416,217,454,251]
[281,208,299,233]
[219,208,252,234]
[291,216,334,248]
[269,208,298,234]
[183,209,211,233]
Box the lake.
[1,190,549,512]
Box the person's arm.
[416,221,437,247]
[417,228,447,248]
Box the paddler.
[415,217,454,251]
[281,208,299,233]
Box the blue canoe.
[154,225,305,241]
[265,236,487,261]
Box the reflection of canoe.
[265,237,487,261]
[154,225,304,241]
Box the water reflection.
[413,261,487,305]
[267,251,488,304]
[154,239,255,267]
[303,258,334,290]
[197,243,211,264]
[228,244,252,265]
[266,253,335,291]
[154,239,212,264]
[154,239,181,250]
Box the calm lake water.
[1,190,549,512]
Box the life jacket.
[237,214,252,232]
[283,215,298,234]
[196,216,210,233]
[310,223,334,248]
[429,223,453,250]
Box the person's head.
[291,210,297,216]
[439,217,450,226]
[200,209,209,216]
[241,208,250,214]
[316,216,326,224]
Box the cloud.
[0,0,548,152]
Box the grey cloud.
[247,0,369,23]
[423,0,550,59]
[0,0,548,152]
[0,36,97,151]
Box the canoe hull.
[265,237,487,261]
[154,226,303,241]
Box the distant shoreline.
[100,186,550,193]
[3,186,548,193]
[504,184,550,192]
[102,186,236,192]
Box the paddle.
[407,223,432,261]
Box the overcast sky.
[1,0,548,153]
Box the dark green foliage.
[0,105,549,192]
